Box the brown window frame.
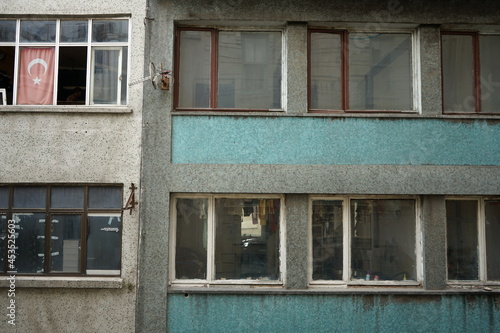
[0,184,123,277]
[440,31,500,115]
[308,29,415,114]
[174,27,283,112]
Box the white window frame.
[0,18,130,107]
[169,193,286,286]
[308,195,423,287]
[446,196,500,285]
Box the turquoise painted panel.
[172,116,500,165]
[167,293,500,333]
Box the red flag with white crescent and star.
[17,47,55,105]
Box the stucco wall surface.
[0,0,146,331]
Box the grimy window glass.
[479,36,500,113]
[0,185,122,276]
[349,33,412,110]
[214,198,280,280]
[446,200,478,280]
[176,29,282,110]
[485,200,500,280]
[442,34,475,112]
[311,200,343,280]
[310,32,342,110]
[175,198,208,280]
[351,199,416,281]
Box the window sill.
[168,285,500,295]
[0,105,133,114]
[0,276,123,289]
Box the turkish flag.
[17,48,55,105]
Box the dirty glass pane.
[20,20,56,43]
[310,33,342,110]
[485,200,500,280]
[91,48,120,104]
[51,186,84,208]
[215,198,280,280]
[446,200,478,280]
[178,30,211,108]
[13,186,46,208]
[0,20,16,42]
[351,199,416,281]
[12,213,45,274]
[175,198,208,279]
[349,33,412,110]
[480,35,500,113]
[0,187,8,208]
[88,186,122,209]
[312,200,343,280]
[60,20,88,43]
[86,214,121,275]
[92,19,128,42]
[50,214,81,273]
[218,32,281,109]
[442,34,475,112]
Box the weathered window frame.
[0,18,130,107]
[446,197,500,284]
[308,29,417,113]
[441,31,500,114]
[174,27,284,112]
[309,195,423,286]
[0,184,123,276]
[169,194,285,286]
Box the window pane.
[442,34,475,112]
[446,200,478,280]
[480,35,500,113]
[60,20,88,43]
[175,198,208,279]
[0,215,6,272]
[17,47,56,105]
[0,186,8,208]
[349,33,412,110]
[485,200,500,280]
[312,200,343,280]
[20,20,56,43]
[13,186,46,208]
[13,213,45,274]
[92,20,128,42]
[88,186,122,209]
[50,215,81,273]
[0,46,15,105]
[86,214,121,274]
[91,48,121,104]
[218,32,281,109]
[178,30,211,108]
[310,33,342,110]
[351,199,416,281]
[57,47,87,105]
[215,198,280,280]
[0,20,16,42]
[51,187,84,208]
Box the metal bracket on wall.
[123,183,138,215]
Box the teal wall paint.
[167,293,500,333]
[172,116,500,165]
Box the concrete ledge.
[0,276,123,289]
[0,106,133,114]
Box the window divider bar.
[341,31,349,111]
[472,33,481,113]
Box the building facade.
[1,0,500,332]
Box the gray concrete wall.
[0,0,146,331]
